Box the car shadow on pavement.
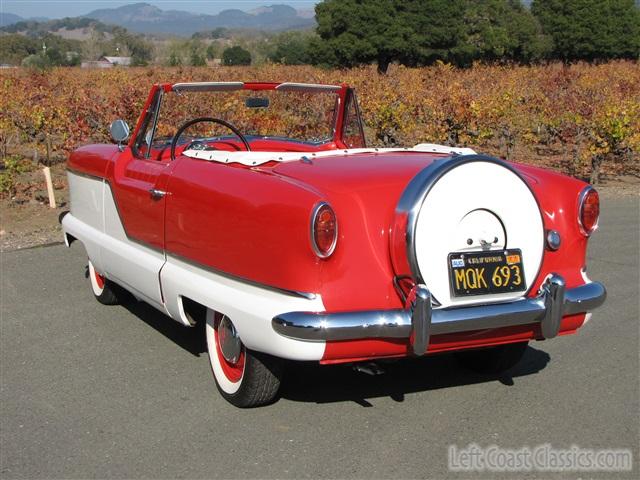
[113,294,550,407]
[280,346,551,406]
[122,301,206,356]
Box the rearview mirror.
[245,97,270,108]
[110,119,130,144]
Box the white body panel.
[161,256,325,361]
[101,184,165,310]
[67,172,104,271]
[415,161,544,308]
[63,171,326,361]
[65,172,166,310]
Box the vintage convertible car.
[62,81,606,407]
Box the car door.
[103,88,171,309]
[110,147,172,250]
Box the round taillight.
[578,187,599,236]
[311,202,337,258]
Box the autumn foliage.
[1,61,639,183]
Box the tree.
[188,39,207,66]
[400,0,477,67]
[463,0,552,63]
[192,28,229,40]
[532,0,640,61]
[109,32,153,65]
[21,53,50,69]
[167,52,182,67]
[267,31,314,65]
[222,46,252,66]
[83,30,107,61]
[11,34,84,67]
[311,0,415,73]
[166,39,187,66]
[206,43,218,60]
[310,0,487,72]
[0,34,38,65]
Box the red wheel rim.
[214,318,245,383]
[93,266,105,289]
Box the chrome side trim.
[66,167,104,182]
[272,275,606,353]
[167,253,317,301]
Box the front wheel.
[88,259,124,305]
[454,342,528,374]
[205,309,283,407]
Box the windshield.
[142,86,340,153]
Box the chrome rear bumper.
[271,274,606,355]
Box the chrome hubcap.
[218,315,242,364]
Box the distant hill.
[1,17,125,39]
[1,12,24,27]
[82,3,316,36]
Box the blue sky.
[2,1,320,18]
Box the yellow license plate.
[448,249,526,297]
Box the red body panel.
[517,163,590,293]
[164,156,324,291]
[273,152,442,311]
[68,144,119,178]
[108,149,174,250]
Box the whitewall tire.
[205,309,283,407]
[88,259,124,305]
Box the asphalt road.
[1,196,638,479]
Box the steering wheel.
[170,117,251,161]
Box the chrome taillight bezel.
[577,186,600,236]
[310,201,338,258]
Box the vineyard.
[1,61,639,196]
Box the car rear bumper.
[271,274,606,355]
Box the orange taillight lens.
[311,203,337,258]
[579,187,599,236]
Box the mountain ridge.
[81,2,315,36]
[1,13,25,27]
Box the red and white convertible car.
[62,81,606,407]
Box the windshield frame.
[128,82,353,156]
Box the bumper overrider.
[271,274,606,355]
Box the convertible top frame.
[171,81,342,93]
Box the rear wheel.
[205,309,283,407]
[454,342,528,374]
[88,260,130,305]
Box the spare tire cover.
[414,161,544,308]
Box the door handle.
[149,188,167,200]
